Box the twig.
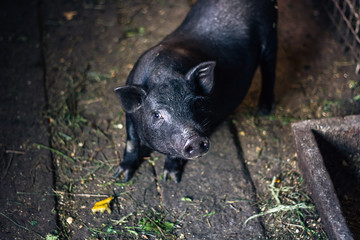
[0,212,44,239]
[206,218,212,228]
[5,150,25,154]
[147,217,166,238]
[53,190,130,198]
[268,176,281,205]
[17,191,55,196]
[113,189,121,214]
[53,190,110,198]
[111,213,133,225]
[1,154,14,180]
[334,60,355,67]
[17,190,128,198]
[285,222,305,229]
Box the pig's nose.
[183,136,210,159]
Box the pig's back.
[162,0,277,121]
[164,0,276,67]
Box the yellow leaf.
[91,196,114,214]
[63,11,77,21]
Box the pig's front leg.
[163,156,187,183]
[114,115,148,181]
[257,30,277,116]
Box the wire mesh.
[323,0,360,73]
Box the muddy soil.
[0,1,57,239]
[1,0,359,239]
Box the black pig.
[114,0,278,182]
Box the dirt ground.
[1,0,360,239]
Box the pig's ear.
[114,85,147,113]
[186,61,216,94]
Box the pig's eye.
[152,112,163,120]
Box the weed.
[35,143,75,163]
[322,99,341,113]
[265,114,300,126]
[244,176,314,225]
[203,211,216,217]
[0,212,45,239]
[180,196,193,202]
[246,171,328,239]
[29,220,38,227]
[113,179,135,187]
[45,234,59,240]
[74,207,178,239]
[125,26,146,38]
[86,71,113,83]
[137,208,176,238]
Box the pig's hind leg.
[114,115,150,181]
[163,156,187,183]
[257,29,277,116]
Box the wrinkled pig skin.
[114,0,278,182]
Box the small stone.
[66,217,74,225]
[114,124,123,129]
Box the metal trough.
[292,115,360,240]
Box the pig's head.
[115,61,216,159]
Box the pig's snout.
[183,135,210,159]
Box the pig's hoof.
[256,103,275,116]
[163,169,181,183]
[113,166,124,178]
[113,166,134,182]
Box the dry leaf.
[63,11,78,21]
[91,196,114,214]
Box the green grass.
[137,208,176,238]
[77,208,177,239]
